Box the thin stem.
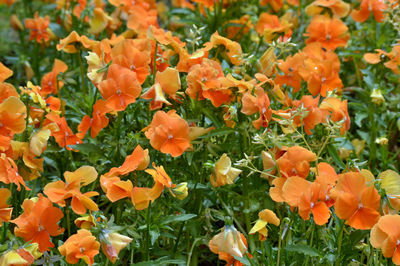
[144,202,151,261]
[66,205,71,237]
[335,220,345,266]
[77,50,87,94]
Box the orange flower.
[305,0,350,18]
[12,194,64,252]
[144,110,190,157]
[127,4,158,36]
[11,141,44,181]
[210,32,243,65]
[44,112,83,150]
[370,215,400,264]
[105,145,149,177]
[0,62,13,82]
[304,15,349,50]
[320,97,350,135]
[241,87,272,129]
[111,39,151,84]
[40,59,68,96]
[0,188,12,224]
[186,58,232,107]
[260,0,283,12]
[270,146,317,202]
[283,177,331,225]
[24,12,51,43]
[274,53,304,91]
[290,95,324,135]
[330,171,381,229]
[364,45,400,74]
[0,153,30,191]
[0,0,17,6]
[59,229,100,265]
[351,0,387,23]
[77,100,110,139]
[44,166,99,215]
[141,67,181,110]
[98,64,142,111]
[101,175,134,202]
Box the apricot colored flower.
[260,0,283,11]
[364,45,400,74]
[270,146,317,202]
[56,31,98,53]
[77,99,110,139]
[24,12,51,43]
[304,15,349,50]
[0,0,17,6]
[351,0,387,23]
[249,209,280,241]
[0,188,12,224]
[209,225,249,265]
[127,5,158,36]
[89,8,112,34]
[320,97,350,135]
[210,32,242,65]
[256,13,292,42]
[100,231,132,263]
[241,87,272,129]
[11,141,44,181]
[111,39,151,84]
[12,194,64,252]
[40,59,68,96]
[44,112,82,150]
[44,166,99,214]
[0,96,27,136]
[99,64,142,111]
[144,110,190,157]
[0,62,13,82]
[141,67,181,110]
[211,154,242,187]
[370,215,400,265]
[186,58,232,107]
[305,0,350,18]
[59,229,100,265]
[330,171,381,229]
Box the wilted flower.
[211,154,242,187]
[100,231,132,263]
[209,225,248,259]
[370,89,385,105]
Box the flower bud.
[10,14,24,31]
[171,182,188,200]
[370,89,385,105]
[209,225,247,258]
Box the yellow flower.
[375,137,388,145]
[0,250,29,265]
[370,89,385,105]
[75,215,97,230]
[249,209,280,241]
[210,154,242,187]
[171,182,188,200]
[85,52,107,84]
[89,8,112,35]
[379,170,400,211]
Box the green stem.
[335,220,345,266]
[144,202,151,261]
[66,205,71,237]
[277,220,284,266]
[152,42,158,84]
[77,50,87,94]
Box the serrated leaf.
[160,214,197,225]
[285,244,321,257]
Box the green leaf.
[160,214,197,225]
[233,255,252,266]
[285,244,321,257]
[69,143,103,154]
[327,144,346,169]
[207,127,236,137]
[132,258,186,266]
